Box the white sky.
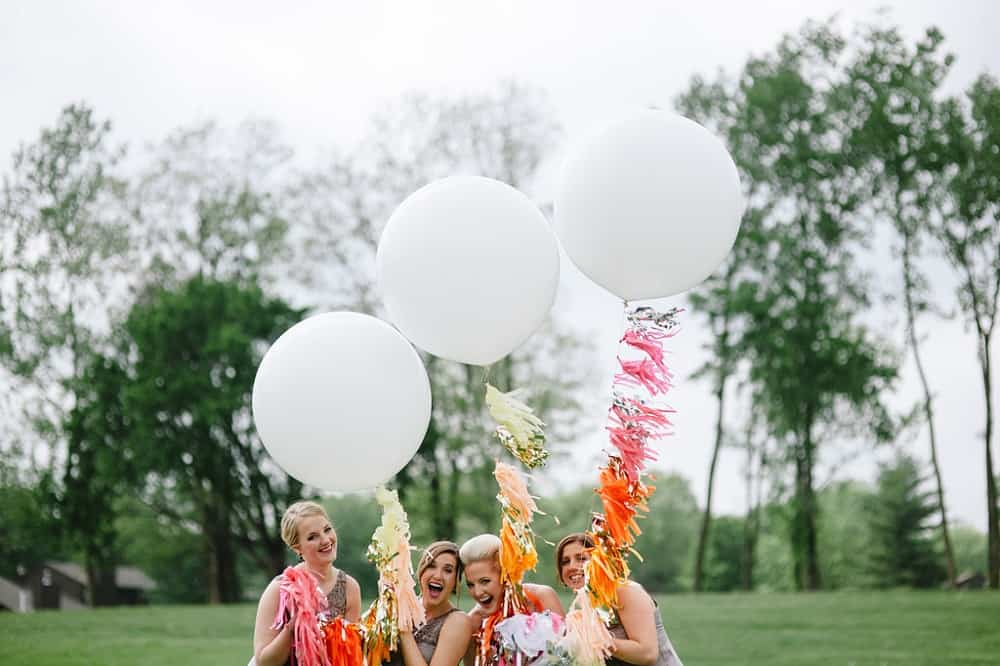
[2,1,997,531]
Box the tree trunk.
[86,559,119,607]
[901,232,957,585]
[206,511,240,603]
[792,419,822,591]
[741,416,761,591]
[694,380,726,592]
[980,331,1000,588]
[802,426,821,590]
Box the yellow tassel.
[485,383,549,468]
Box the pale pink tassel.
[494,462,539,523]
[561,588,614,666]
[272,566,331,666]
[395,536,426,631]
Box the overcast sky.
[2,1,997,531]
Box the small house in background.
[0,561,156,612]
[955,570,986,590]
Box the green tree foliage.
[61,351,134,605]
[0,461,70,581]
[677,20,898,589]
[935,74,1000,588]
[865,454,945,588]
[0,103,133,600]
[630,474,699,593]
[701,516,745,592]
[844,23,959,586]
[114,498,207,604]
[817,480,873,589]
[323,495,383,598]
[951,524,988,578]
[120,276,304,602]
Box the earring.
[297,552,303,562]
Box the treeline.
[1,16,997,605]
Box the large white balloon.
[251,312,431,492]
[377,176,560,366]
[555,111,743,301]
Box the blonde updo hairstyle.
[280,500,334,552]
[459,533,501,569]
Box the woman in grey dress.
[555,533,683,666]
[392,541,472,666]
[252,500,362,666]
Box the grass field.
[1,591,998,665]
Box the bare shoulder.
[618,580,654,609]
[260,576,282,602]
[524,583,564,614]
[343,572,361,593]
[445,609,475,634]
[524,582,557,597]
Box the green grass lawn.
[1,591,997,665]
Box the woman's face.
[420,552,459,608]
[295,515,338,567]
[464,559,502,613]
[559,541,590,590]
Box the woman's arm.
[462,610,485,666]
[524,583,565,615]
[430,613,473,666]
[610,582,659,666]
[344,574,362,622]
[253,578,294,666]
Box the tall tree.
[678,67,775,593]
[844,23,958,586]
[0,104,133,596]
[678,21,898,589]
[61,350,134,605]
[120,276,303,602]
[935,74,1000,588]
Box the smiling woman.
[251,501,362,666]
[459,533,563,665]
[555,533,683,666]
[386,541,473,666]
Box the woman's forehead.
[298,515,330,532]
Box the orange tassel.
[595,466,652,547]
[323,617,363,666]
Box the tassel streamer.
[486,383,550,468]
[360,486,425,665]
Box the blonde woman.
[459,533,563,663]
[253,501,362,666]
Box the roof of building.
[45,561,157,591]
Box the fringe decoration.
[323,616,364,666]
[581,306,681,625]
[495,462,541,589]
[360,486,425,665]
[486,383,550,468]
[558,588,615,666]
[271,566,331,666]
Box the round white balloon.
[555,110,743,301]
[377,176,560,366]
[251,312,431,492]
